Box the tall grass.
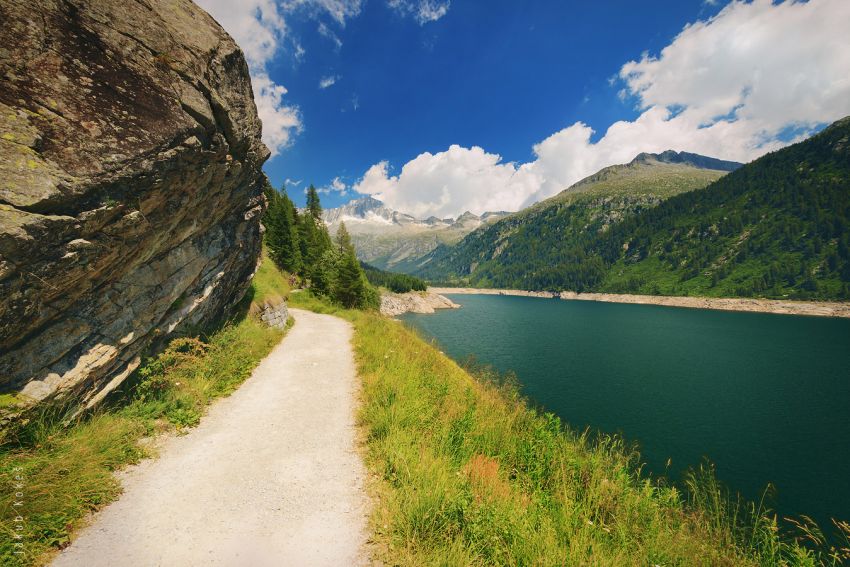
[0,258,291,566]
[296,296,849,565]
[246,247,292,308]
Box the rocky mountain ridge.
[322,196,510,271]
[324,196,509,231]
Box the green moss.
[0,394,22,409]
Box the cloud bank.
[355,0,850,218]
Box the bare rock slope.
[0,0,268,410]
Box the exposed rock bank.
[430,288,561,299]
[258,302,289,330]
[380,291,460,317]
[0,0,268,411]
[560,292,850,318]
[429,288,850,318]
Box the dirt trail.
[52,309,369,567]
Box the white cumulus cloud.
[318,176,349,195]
[354,147,538,219]
[196,0,362,156]
[355,0,850,217]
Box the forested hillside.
[360,262,427,293]
[415,152,735,290]
[598,117,850,299]
[417,117,850,301]
[263,183,379,309]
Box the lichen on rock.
[0,0,269,412]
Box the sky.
[195,0,850,218]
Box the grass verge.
[291,291,850,566]
[0,259,292,566]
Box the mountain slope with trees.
[360,262,427,293]
[263,183,379,309]
[415,151,738,290]
[598,117,850,299]
[416,118,850,301]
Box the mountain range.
[413,149,742,286]
[414,118,850,300]
[323,196,510,271]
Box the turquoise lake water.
[401,294,850,529]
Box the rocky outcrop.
[0,0,268,411]
[380,291,460,317]
[259,302,289,330]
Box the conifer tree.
[335,221,354,255]
[282,192,302,273]
[311,247,340,298]
[334,249,366,308]
[263,182,302,273]
[306,184,322,221]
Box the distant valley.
[323,196,510,272]
[328,122,850,303]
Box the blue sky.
[197,0,850,216]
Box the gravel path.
[52,308,369,567]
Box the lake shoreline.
[380,290,461,317]
[428,287,850,318]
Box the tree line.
[360,262,427,293]
[263,182,379,309]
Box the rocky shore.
[380,291,461,317]
[429,288,850,318]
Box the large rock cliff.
[0,0,269,412]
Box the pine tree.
[306,184,322,221]
[311,248,340,298]
[335,250,366,308]
[296,187,334,288]
[263,182,302,273]
[335,221,354,255]
[278,187,302,273]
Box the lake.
[401,294,850,530]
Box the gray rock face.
[259,302,289,330]
[0,0,269,410]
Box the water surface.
[401,294,850,528]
